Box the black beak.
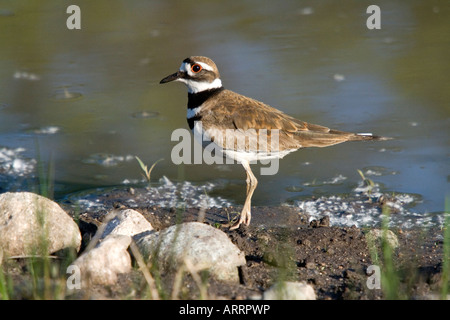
[160,71,184,84]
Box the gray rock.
[134,222,246,282]
[263,281,316,300]
[0,192,81,257]
[100,209,153,239]
[366,229,399,249]
[72,234,132,286]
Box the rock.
[100,209,153,239]
[309,216,330,228]
[263,281,316,300]
[68,209,151,286]
[0,192,81,257]
[366,229,399,249]
[134,222,246,282]
[72,234,132,286]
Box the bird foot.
[229,206,251,230]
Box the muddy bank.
[1,185,445,300]
[63,188,447,300]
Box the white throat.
[177,78,222,94]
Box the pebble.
[263,281,316,300]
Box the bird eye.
[191,64,202,73]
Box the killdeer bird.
[160,56,390,230]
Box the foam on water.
[63,176,232,213]
[294,180,442,229]
[0,146,36,191]
[129,176,232,209]
[0,147,36,176]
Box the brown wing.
[217,90,373,148]
[200,89,388,152]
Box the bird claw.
[229,207,251,230]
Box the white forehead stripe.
[196,61,214,71]
[179,62,189,72]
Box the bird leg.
[230,161,258,230]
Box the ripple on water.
[50,88,83,101]
[82,153,135,167]
[31,126,61,135]
[131,111,159,119]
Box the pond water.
[0,1,448,226]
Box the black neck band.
[187,87,224,109]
